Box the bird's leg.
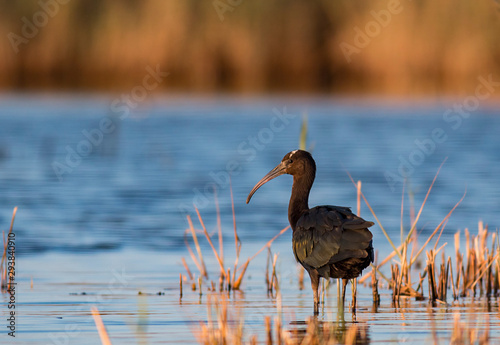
[310,271,320,315]
[341,279,349,309]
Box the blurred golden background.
[1,0,499,95]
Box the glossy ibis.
[246,150,374,314]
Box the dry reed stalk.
[460,263,467,297]
[400,181,406,245]
[266,248,272,293]
[465,228,470,260]
[371,260,380,306]
[91,307,112,345]
[195,207,226,278]
[426,250,438,302]
[271,253,279,295]
[179,273,183,299]
[455,253,463,297]
[486,252,493,297]
[198,276,203,297]
[232,261,250,291]
[448,256,458,300]
[356,180,361,216]
[437,252,449,301]
[416,271,426,296]
[229,178,242,288]
[213,187,224,268]
[391,264,401,302]
[185,215,208,278]
[455,231,461,286]
[495,261,500,297]
[181,257,193,281]
[400,241,409,295]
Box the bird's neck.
[288,174,314,231]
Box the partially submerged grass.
[346,158,500,308]
[182,183,289,294]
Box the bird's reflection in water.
[287,319,369,345]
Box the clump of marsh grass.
[349,159,470,303]
[414,219,500,304]
[451,221,499,299]
[349,157,500,307]
[182,184,289,294]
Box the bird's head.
[246,150,315,204]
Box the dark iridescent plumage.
[247,150,374,314]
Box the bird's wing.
[293,206,374,268]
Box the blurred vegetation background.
[1,0,499,95]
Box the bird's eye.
[288,159,293,164]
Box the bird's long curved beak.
[246,162,286,204]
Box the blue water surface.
[0,95,498,255]
[1,95,500,344]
